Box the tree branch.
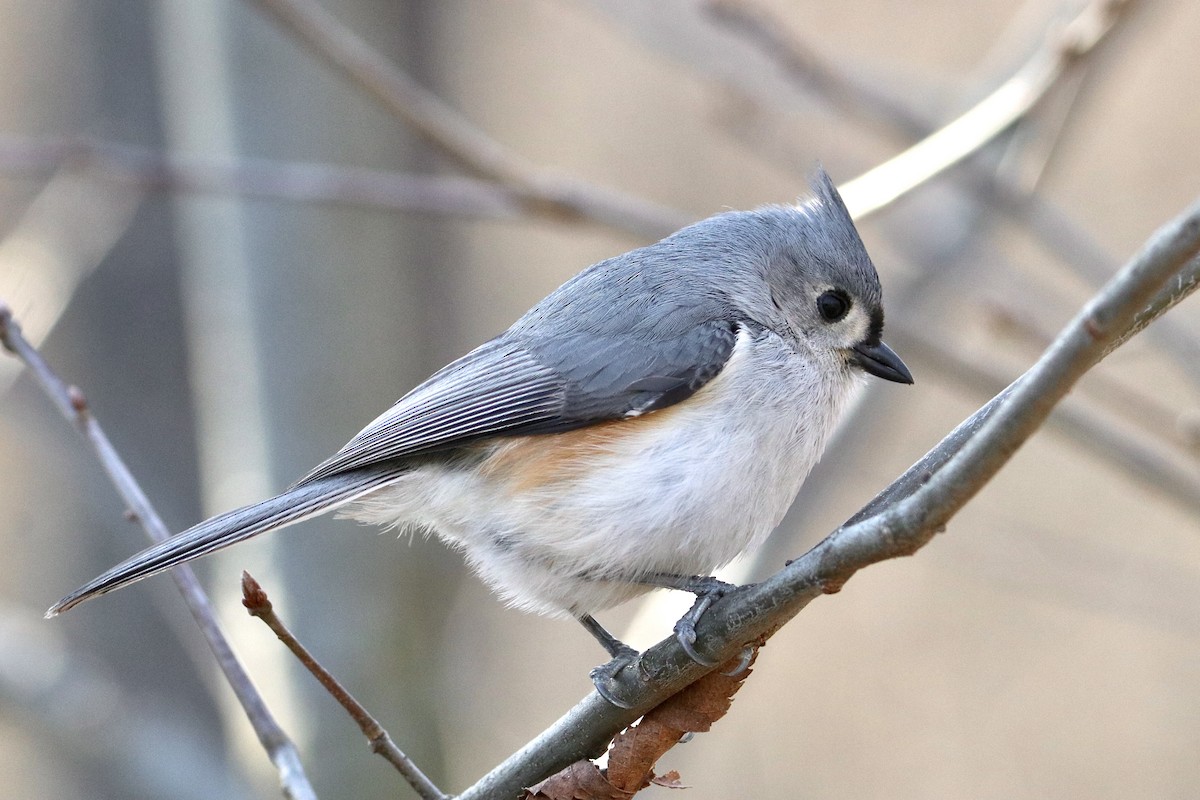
[837,0,1129,218]
[978,304,1198,454]
[0,135,537,224]
[459,195,1200,799]
[241,573,448,800]
[0,304,319,800]
[523,647,758,799]
[705,0,930,141]
[895,326,1200,517]
[245,0,691,239]
[982,175,1200,392]
[707,0,1200,389]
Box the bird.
[48,169,912,704]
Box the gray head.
[767,169,910,383]
[511,169,911,388]
[658,169,912,384]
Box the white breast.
[348,329,859,617]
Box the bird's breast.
[349,331,859,616]
[474,331,857,579]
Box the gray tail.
[47,467,404,617]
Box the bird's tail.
[46,467,405,617]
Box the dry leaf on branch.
[524,760,633,800]
[523,646,760,799]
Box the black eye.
[817,290,851,322]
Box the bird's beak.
[850,340,914,384]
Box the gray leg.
[578,613,640,708]
[579,613,634,658]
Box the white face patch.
[786,283,876,365]
[838,304,873,349]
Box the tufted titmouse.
[48,170,911,700]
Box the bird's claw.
[590,644,643,708]
[674,614,719,667]
[722,644,756,676]
[672,579,738,666]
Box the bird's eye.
[817,290,851,323]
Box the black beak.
[850,340,914,384]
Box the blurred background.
[1,0,1198,797]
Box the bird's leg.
[579,613,642,708]
[640,572,747,667]
[580,573,752,706]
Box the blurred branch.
[847,227,1200,532]
[0,605,252,799]
[705,0,929,141]
[0,305,318,800]
[710,0,1200,395]
[837,0,1128,218]
[241,573,448,800]
[246,0,690,239]
[704,0,1191,353]
[704,0,1200,392]
[460,196,1200,799]
[994,186,1200,389]
[0,135,536,222]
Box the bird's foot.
[589,644,643,709]
[672,577,737,666]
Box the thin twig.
[459,197,1200,800]
[245,0,690,239]
[837,0,1129,218]
[241,572,449,800]
[0,304,318,800]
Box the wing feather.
[296,341,563,484]
[295,319,742,487]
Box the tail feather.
[47,467,404,617]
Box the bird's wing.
[49,320,743,617]
[294,320,741,486]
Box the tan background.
[0,1,1198,798]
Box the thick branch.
[895,326,1200,516]
[460,196,1200,799]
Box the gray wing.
[295,319,740,486]
[522,320,741,423]
[49,320,741,616]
